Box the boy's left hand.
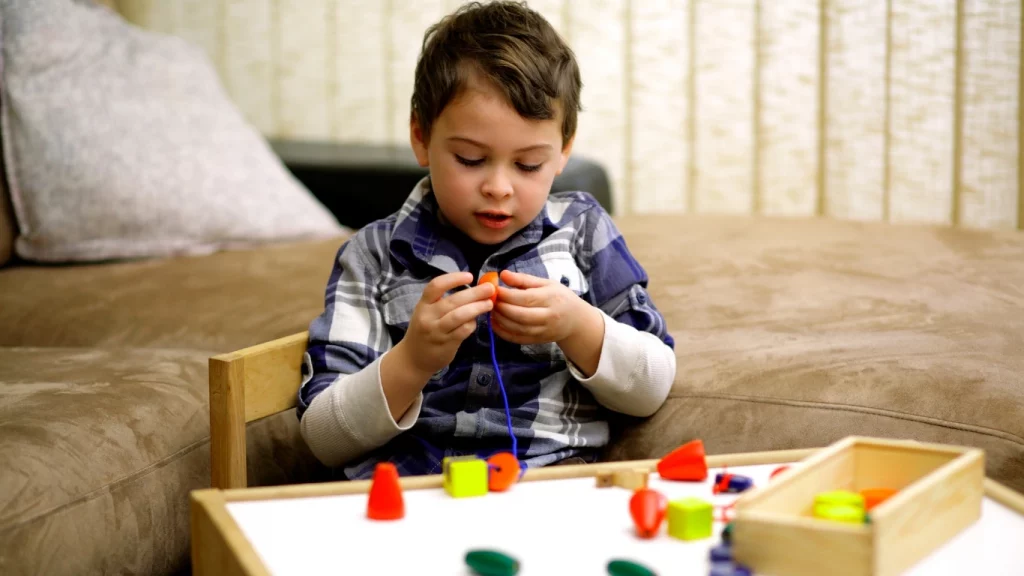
[492,270,595,345]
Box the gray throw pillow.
[0,0,345,263]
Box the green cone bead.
[607,558,657,576]
[465,549,519,576]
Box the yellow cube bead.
[442,456,488,498]
[667,497,713,541]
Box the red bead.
[629,488,668,538]
[657,439,708,481]
[487,452,520,492]
[367,463,404,520]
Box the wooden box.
[731,436,985,576]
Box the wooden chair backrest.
[208,331,308,489]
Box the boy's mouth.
[475,211,512,230]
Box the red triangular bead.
[657,439,708,481]
[367,462,404,520]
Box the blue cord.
[488,314,523,475]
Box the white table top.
[226,463,1024,575]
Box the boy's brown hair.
[411,1,581,146]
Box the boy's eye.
[455,154,484,167]
[517,162,542,173]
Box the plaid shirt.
[298,179,673,480]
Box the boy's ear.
[409,115,430,168]
[556,136,575,175]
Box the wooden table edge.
[190,448,1024,576]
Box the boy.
[298,0,676,480]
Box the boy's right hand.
[397,272,495,378]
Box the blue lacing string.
[488,313,525,478]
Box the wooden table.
[190,448,1024,575]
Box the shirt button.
[637,293,647,304]
[477,374,492,385]
[560,275,571,286]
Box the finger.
[491,320,541,345]
[490,322,519,344]
[499,270,551,289]
[438,299,493,333]
[493,302,548,325]
[452,320,477,341]
[495,284,552,307]
[492,310,543,338]
[421,272,474,303]
[438,282,495,313]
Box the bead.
[465,549,519,576]
[443,456,488,498]
[478,271,499,304]
[656,440,708,481]
[366,463,404,520]
[720,522,733,544]
[814,490,864,511]
[667,497,713,541]
[860,487,898,511]
[713,473,754,494]
[607,559,656,576]
[709,562,752,576]
[814,503,865,524]
[629,488,668,538]
[486,452,520,492]
[710,544,732,562]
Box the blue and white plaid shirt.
[298,179,674,480]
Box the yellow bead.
[666,497,713,540]
[814,490,865,517]
[815,490,864,508]
[814,503,865,524]
[443,456,488,498]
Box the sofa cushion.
[0,0,345,263]
[0,237,345,351]
[0,164,12,268]
[0,347,326,575]
[603,215,1024,493]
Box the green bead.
[721,522,733,544]
[607,558,657,576]
[465,549,519,576]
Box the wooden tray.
[732,436,986,576]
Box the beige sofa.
[2,206,1023,574]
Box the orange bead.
[487,452,520,492]
[860,487,898,511]
[478,271,499,304]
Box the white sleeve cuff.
[569,310,676,417]
[299,351,422,467]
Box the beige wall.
[116,0,1022,229]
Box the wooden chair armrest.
[209,331,309,489]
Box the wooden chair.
[208,331,309,489]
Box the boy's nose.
[481,167,513,199]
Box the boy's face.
[410,74,573,246]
